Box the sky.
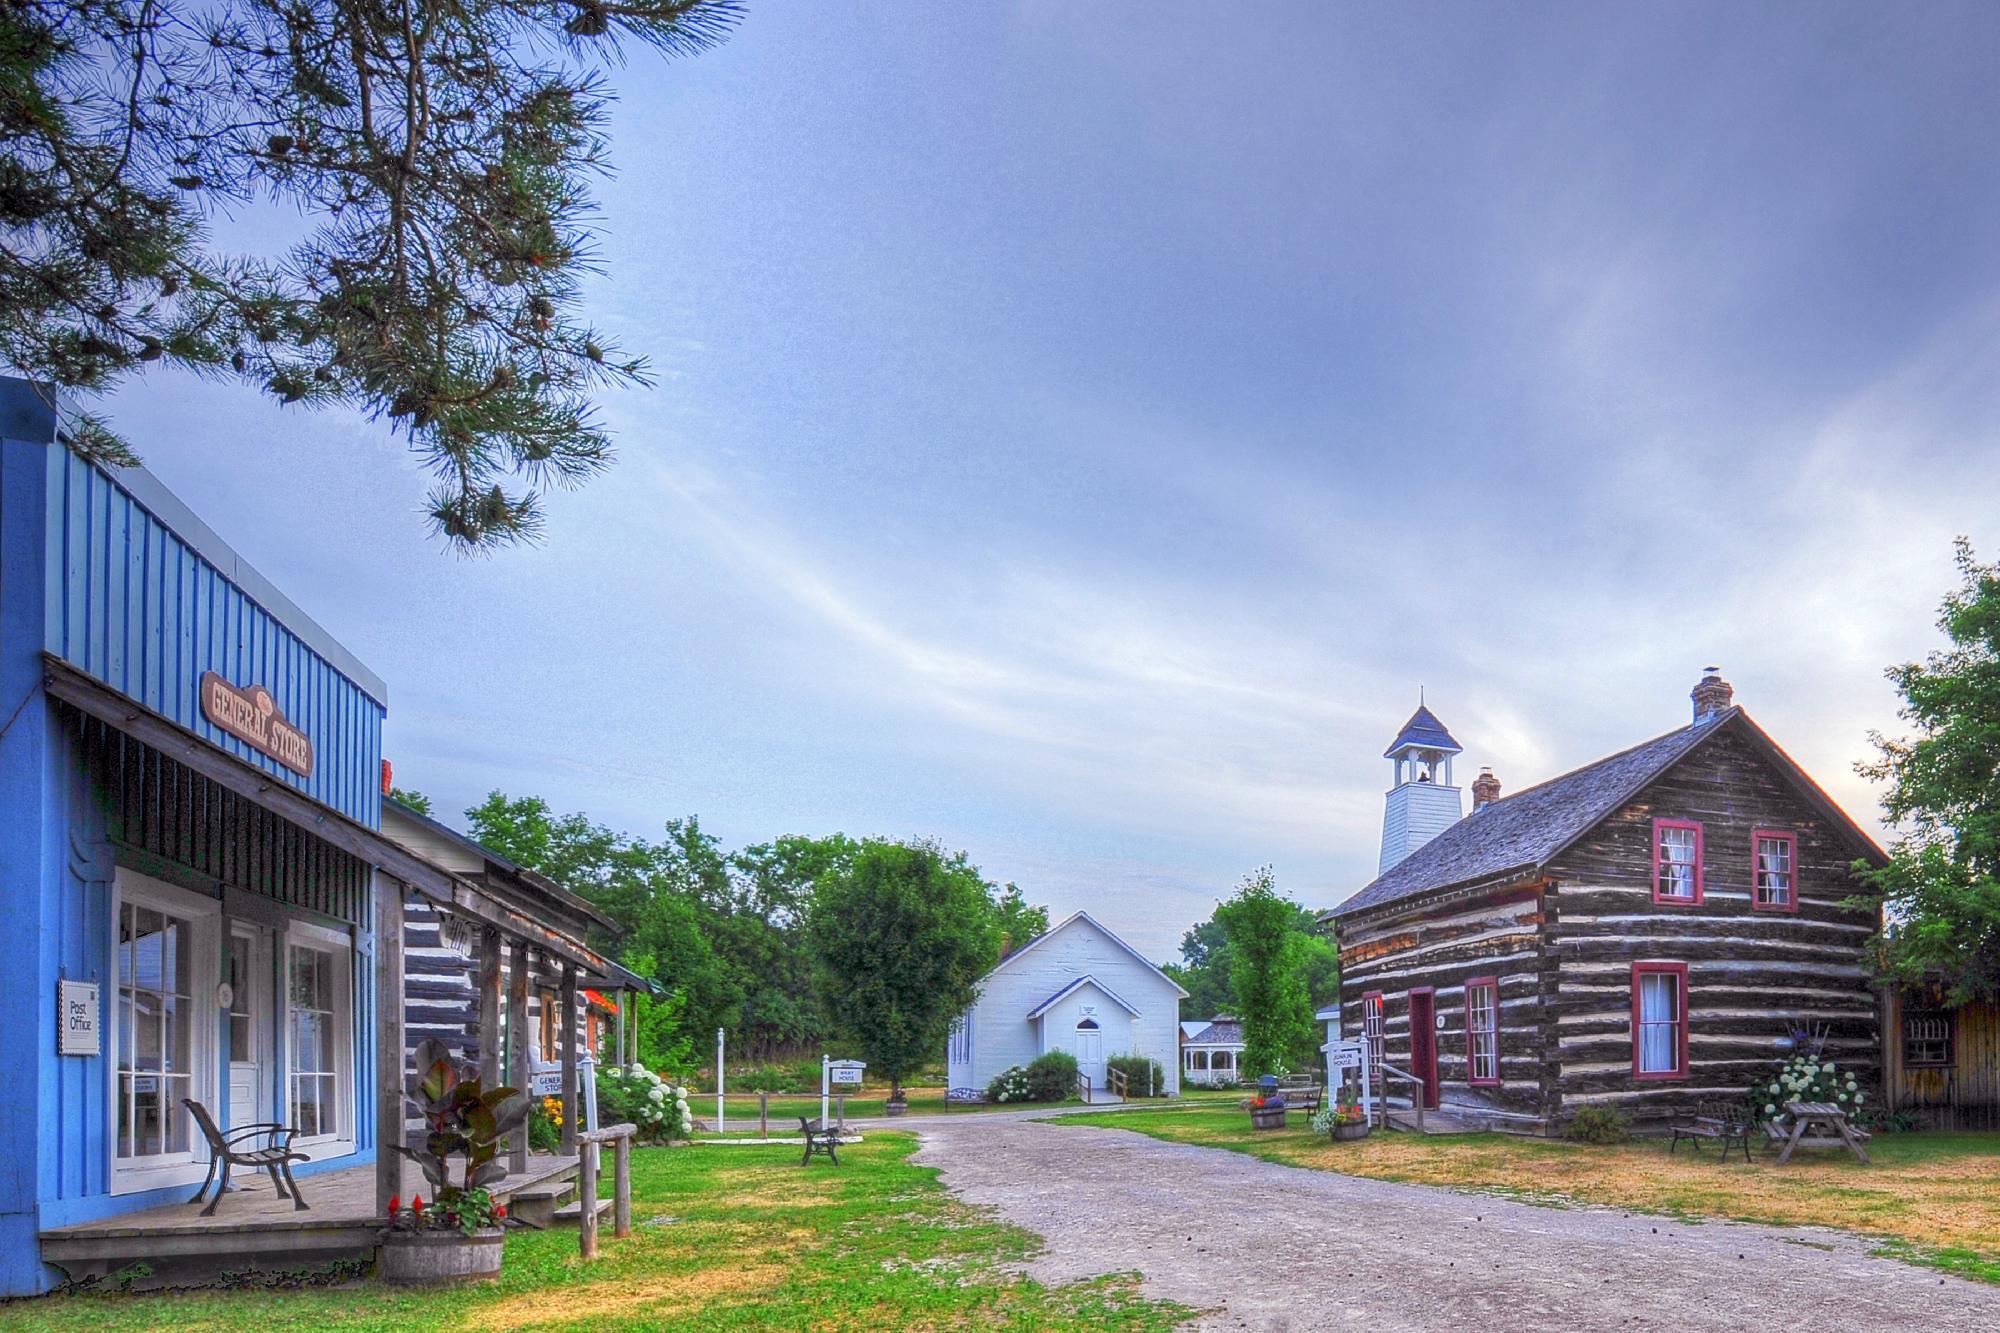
[96,2,2000,960]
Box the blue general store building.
[0,380,402,1291]
[1,380,649,1294]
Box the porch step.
[550,1196,612,1226]
[1385,1107,1489,1135]
[507,1179,578,1229]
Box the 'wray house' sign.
[200,671,315,776]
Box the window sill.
[111,1157,205,1196]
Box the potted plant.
[1312,1089,1370,1141]
[1247,1077,1289,1131]
[378,1038,529,1285]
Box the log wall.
[1544,728,1880,1125]
[1336,881,1553,1126]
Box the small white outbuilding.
[947,911,1187,1098]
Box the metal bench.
[797,1116,841,1167]
[183,1099,312,1215]
[1669,1099,1752,1163]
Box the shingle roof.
[1184,1019,1244,1047]
[1383,704,1462,757]
[1335,709,1739,919]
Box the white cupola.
[1379,700,1465,874]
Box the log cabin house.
[1882,988,2000,1130]
[1326,671,1887,1134]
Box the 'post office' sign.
[59,980,100,1056]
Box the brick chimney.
[1691,667,1734,724]
[1471,767,1501,809]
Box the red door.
[1408,988,1440,1110]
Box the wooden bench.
[1669,1099,1752,1163]
[797,1116,841,1166]
[1278,1077,1323,1115]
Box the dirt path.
[912,1118,2000,1331]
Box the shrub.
[986,1066,1032,1103]
[598,1063,694,1143]
[1105,1054,1168,1097]
[1024,1051,1080,1100]
[528,1095,562,1152]
[1564,1106,1629,1144]
[1748,1052,1865,1125]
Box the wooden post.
[507,936,531,1173]
[613,1134,632,1239]
[759,1091,769,1139]
[578,1141,600,1259]
[476,926,502,1089]
[373,873,406,1218]
[561,962,580,1155]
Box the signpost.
[1322,1036,1370,1123]
[716,1028,725,1135]
[821,1057,866,1128]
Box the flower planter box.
[884,1100,908,1118]
[1331,1121,1372,1142]
[1248,1105,1288,1131]
[377,1228,505,1285]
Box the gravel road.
[912,1117,2000,1331]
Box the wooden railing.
[1107,1067,1128,1100]
[574,1122,636,1260]
[1077,1071,1093,1103]
[1374,1062,1426,1132]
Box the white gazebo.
[1181,1017,1246,1086]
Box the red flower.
[388,1195,401,1220]
[496,1204,507,1219]
[411,1193,424,1217]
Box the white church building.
[947,911,1187,1097]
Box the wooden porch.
[40,1153,584,1289]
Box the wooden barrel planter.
[1331,1121,1371,1142]
[1249,1104,1288,1131]
[376,1228,505,1284]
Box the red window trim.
[1750,828,1799,913]
[1630,961,1689,1081]
[1651,818,1705,906]
[1464,975,1500,1087]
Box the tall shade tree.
[1858,539,2000,1004]
[1215,866,1318,1079]
[806,839,1001,1106]
[1,0,736,547]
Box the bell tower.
[1379,700,1465,874]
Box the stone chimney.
[1691,666,1734,724]
[1471,767,1501,809]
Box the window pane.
[229,1014,251,1059]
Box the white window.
[1465,978,1499,1085]
[286,925,354,1152]
[1633,964,1687,1079]
[1753,831,1796,910]
[110,871,220,1192]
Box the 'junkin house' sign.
[200,671,315,776]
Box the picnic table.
[1774,1100,1871,1165]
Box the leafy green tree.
[1168,900,1337,1024]
[992,881,1049,957]
[1857,539,2000,1004]
[387,785,433,816]
[1214,867,1317,1078]
[2,0,736,546]
[806,839,1001,1104]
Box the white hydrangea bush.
[985,1066,1032,1104]
[600,1062,694,1142]
[1752,1053,1865,1124]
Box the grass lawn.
[1056,1103,2000,1283]
[0,1134,1190,1332]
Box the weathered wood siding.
[1336,881,1553,1126]
[1544,727,1880,1123]
[1884,993,2000,1130]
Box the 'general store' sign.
[201,672,315,776]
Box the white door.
[1072,1018,1105,1089]
[225,926,265,1130]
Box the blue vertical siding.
[46,449,383,825]
[3,400,392,1288]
